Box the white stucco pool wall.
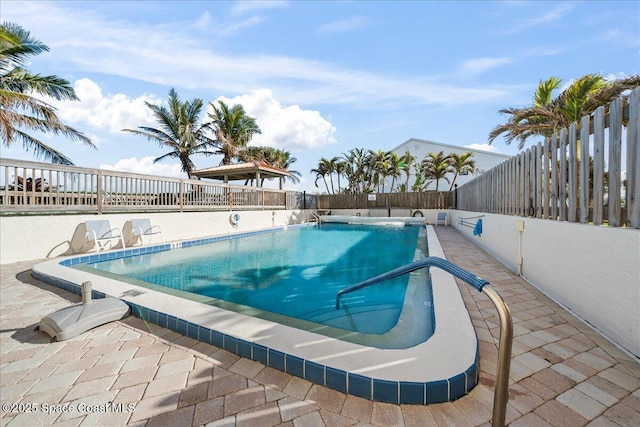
[32,225,478,383]
[450,210,640,359]
[0,210,309,264]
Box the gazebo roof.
[191,161,289,186]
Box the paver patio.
[1,226,638,426]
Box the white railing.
[0,159,303,214]
[457,87,640,228]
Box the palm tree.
[237,145,270,185]
[489,74,640,150]
[370,149,391,192]
[387,152,404,192]
[448,152,475,191]
[310,159,331,194]
[238,146,301,185]
[122,88,217,178]
[335,159,347,193]
[421,151,453,191]
[271,149,301,185]
[237,145,268,163]
[341,148,370,194]
[311,157,339,194]
[0,22,95,165]
[208,100,261,165]
[401,151,415,192]
[411,171,429,192]
[327,156,342,193]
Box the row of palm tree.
[311,149,475,194]
[1,22,298,185]
[122,89,300,183]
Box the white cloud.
[192,12,212,29]
[465,143,502,154]
[318,17,371,35]
[231,0,288,15]
[100,156,183,177]
[459,57,513,76]
[5,2,514,108]
[499,3,575,35]
[52,78,158,134]
[215,89,337,151]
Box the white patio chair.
[130,218,163,246]
[85,220,125,253]
[435,212,447,226]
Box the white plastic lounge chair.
[85,220,125,253]
[435,212,447,226]
[130,218,163,246]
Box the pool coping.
[32,224,479,405]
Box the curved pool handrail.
[335,256,488,310]
[335,256,511,427]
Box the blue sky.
[3,1,639,192]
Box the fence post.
[628,87,640,228]
[179,181,184,213]
[608,98,622,227]
[454,185,458,209]
[96,169,103,215]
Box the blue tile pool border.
[32,223,480,405]
[121,301,479,404]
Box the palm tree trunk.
[449,173,459,191]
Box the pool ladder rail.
[336,257,513,427]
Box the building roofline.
[391,138,512,159]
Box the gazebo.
[191,161,290,189]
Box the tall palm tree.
[421,151,453,191]
[387,152,404,192]
[448,152,475,191]
[489,74,640,150]
[335,159,347,194]
[122,88,217,178]
[370,149,391,192]
[208,100,261,165]
[311,157,339,194]
[341,148,370,194]
[401,151,415,192]
[271,149,301,185]
[0,22,95,165]
[310,158,331,194]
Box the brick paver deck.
[1,226,638,426]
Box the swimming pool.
[73,223,433,347]
[33,221,478,404]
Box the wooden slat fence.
[0,159,304,214]
[457,87,640,228]
[318,191,452,210]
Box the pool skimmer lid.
[38,281,130,342]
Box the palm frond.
[489,74,640,150]
[1,22,93,163]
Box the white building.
[390,138,512,191]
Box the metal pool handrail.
[335,256,513,427]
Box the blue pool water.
[77,223,432,337]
